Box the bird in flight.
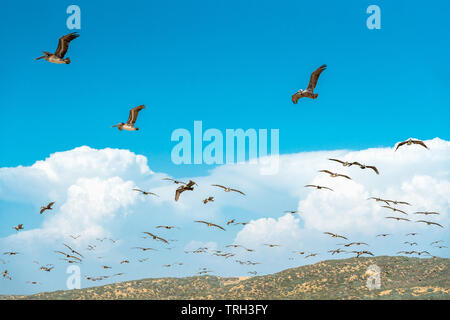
[226,219,236,225]
[112,105,146,131]
[305,253,319,258]
[162,178,186,185]
[194,220,226,231]
[142,232,169,244]
[304,185,333,191]
[35,32,79,64]
[319,170,351,180]
[385,200,411,206]
[381,205,407,215]
[132,247,157,252]
[324,232,348,240]
[328,248,347,255]
[63,244,84,258]
[284,210,298,215]
[40,265,54,272]
[13,224,24,231]
[291,64,327,103]
[54,251,82,262]
[430,240,444,245]
[368,197,390,205]
[69,234,81,240]
[414,211,440,216]
[385,216,410,222]
[376,233,391,237]
[405,233,419,236]
[264,244,280,248]
[3,252,20,256]
[350,162,379,174]
[40,202,55,214]
[415,220,443,228]
[342,242,369,247]
[133,188,159,197]
[404,241,418,246]
[156,225,178,230]
[175,180,197,201]
[328,158,353,167]
[203,196,214,204]
[352,251,374,258]
[211,184,246,195]
[395,138,429,151]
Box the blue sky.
[0,0,449,295]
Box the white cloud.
[0,138,449,293]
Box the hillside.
[2,256,449,300]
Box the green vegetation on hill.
[2,256,449,300]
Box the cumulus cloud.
[0,146,152,243]
[0,138,449,294]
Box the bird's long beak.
[35,55,46,60]
[111,124,119,127]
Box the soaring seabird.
[35,32,79,64]
[291,64,327,103]
[112,105,146,131]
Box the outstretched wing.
[395,140,408,151]
[306,64,327,91]
[55,32,79,58]
[367,166,379,174]
[126,105,146,125]
[291,92,302,104]
[211,223,226,231]
[175,187,183,201]
[328,158,344,164]
[212,184,226,190]
[230,189,246,195]
[412,140,429,149]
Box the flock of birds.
[0,32,446,289]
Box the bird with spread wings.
[112,105,146,131]
[211,184,246,195]
[194,220,226,231]
[292,64,327,103]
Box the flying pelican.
[175,180,197,201]
[304,185,333,191]
[40,202,55,214]
[319,170,352,180]
[328,158,353,167]
[385,200,411,206]
[13,224,24,231]
[350,162,379,174]
[35,32,79,64]
[324,232,348,240]
[385,216,410,222]
[395,138,429,151]
[142,232,169,244]
[211,184,246,195]
[352,251,374,258]
[133,188,159,197]
[203,196,214,204]
[112,105,146,131]
[414,211,440,216]
[291,64,327,103]
[367,197,390,205]
[194,220,226,231]
[381,205,407,215]
[415,220,443,228]
[162,178,186,185]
